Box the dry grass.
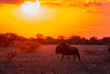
[0,45,110,74]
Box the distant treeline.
[0,33,110,47]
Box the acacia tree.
[102,37,110,45]
[58,35,66,40]
[69,35,82,44]
[36,33,44,39]
[46,36,53,40]
[45,36,56,44]
[81,37,89,45]
[36,33,46,44]
[89,37,98,45]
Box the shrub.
[18,41,41,53]
[6,51,17,60]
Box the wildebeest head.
[55,45,62,54]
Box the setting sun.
[21,0,40,15]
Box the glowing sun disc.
[21,0,40,14]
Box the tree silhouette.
[102,37,110,45]
[81,37,89,45]
[46,36,53,40]
[89,37,99,45]
[36,33,46,44]
[0,33,110,46]
[58,36,66,40]
[36,33,44,39]
[69,35,82,44]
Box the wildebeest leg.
[73,55,76,61]
[67,55,70,62]
[76,54,80,61]
[61,55,64,61]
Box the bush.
[17,41,41,53]
[6,50,17,60]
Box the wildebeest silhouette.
[55,45,80,62]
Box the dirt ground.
[0,45,110,74]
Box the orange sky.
[0,1,110,39]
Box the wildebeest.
[55,45,80,62]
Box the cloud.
[0,0,36,4]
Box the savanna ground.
[0,45,110,74]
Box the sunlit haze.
[0,0,110,38]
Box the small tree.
[58,35,66,40]
[46,36,53,40]
[36,33,44,39]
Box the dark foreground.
[0,45,110,74]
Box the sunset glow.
[0,0,110,38]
